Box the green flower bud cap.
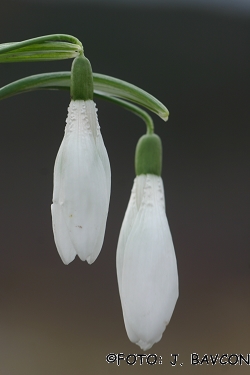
[135,133,162,176]
[70,53,93,101]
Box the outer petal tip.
[51,203,77,265]
[86,254,96,265]
[137,340,154,351]
[60,252,77,265]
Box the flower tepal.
[51,54,111,264]
[116,134,178,350]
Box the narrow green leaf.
[0,72,69,99]
[0,72,169,121]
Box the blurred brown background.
[0,1,250,374]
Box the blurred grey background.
[0,0,250,374]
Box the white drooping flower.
[116,174,178,350]
[51,99,111,265]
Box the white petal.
[135,174,147,210]
[116,179,138,295]
[85,100,111,201]
[52,100,110,264]
[119,175,178,350]
[51,124,76,264]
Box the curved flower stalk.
[116,135,178,350]
[51,99,111,264]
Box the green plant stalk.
[0,35,83,62]
[0,34,82,53]
[96,93,154,134]
[0,51,81,62]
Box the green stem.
[0,35,83,62]
[0,51,81,62]
[0,34,82,54]
[96,93,154,134]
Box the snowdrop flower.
[51,54,111,264]
[51,99,110,264]
[116,134,178,350]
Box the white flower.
[116,174,178,350]
[51,100,111,265]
